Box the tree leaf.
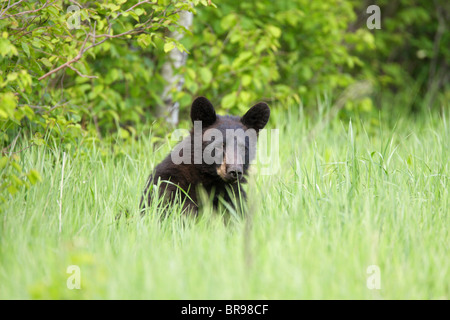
[164,42,175,53]
[27,169,42,185]
[199,67,212,84]
[21,42,31,58]
[0,156,8,170]
[222,93,237,109]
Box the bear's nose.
[228,167,243,180]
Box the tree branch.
[37,2,181,81]
[114,0,157,21]
[38,30,90,81]
[0,0,57,20]
[68,65,98,79]
[0,0,25,19]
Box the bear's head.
[189,96,270,183]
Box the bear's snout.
[226,165,244,182]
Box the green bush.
[0,0,208,203]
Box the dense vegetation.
[0,0,448,299]
[1,0,448,201]
[1,103,448,299]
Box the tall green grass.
[0,106,448,299]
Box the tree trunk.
[160,9,193,126]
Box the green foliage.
[0,0,209,203]
[183,0,448,114]
[181,0,371,113]
[343,0,449,113]
[0,153,41,202]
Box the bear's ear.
[241,102,270,132]
[190,96,216,127]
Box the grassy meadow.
[0,104,448,299]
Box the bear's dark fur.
[140,96,270,215]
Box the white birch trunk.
[160,9,193,126]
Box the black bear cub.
[140,96,270,215]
